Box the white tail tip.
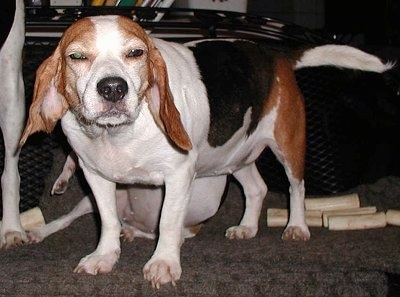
[295,45,395,73]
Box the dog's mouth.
[74,104,134,127]
[94,106,133,127]
[96,111,132,127]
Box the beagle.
[0,0,26,249]
[19,15,393,287]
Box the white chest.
[61,112,177,185]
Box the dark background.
[248,0,400,47]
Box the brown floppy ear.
[19,47,68,146]
[146,45,193,151]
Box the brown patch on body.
[262,57,306,180]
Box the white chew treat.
[322,206,377,227]
[328,212,386,231]
[386,209,400,226]
[0,207,45,230]
[19,207,45,230]
[305,215,323,227]
[267,208,322,227]
[266,209,288,227]
[305,193,360,211]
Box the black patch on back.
[189,40,275,147]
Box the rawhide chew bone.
[322,206,377,228]
[305,193,360,211]
[0,207,45,231]
[386,209,400,226]
[328,212,386,231]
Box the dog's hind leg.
[51,151,78,195]
[27,195,94,243]
[0,0,27,249]
[225,163,267,239]
[274,140,309,241]
[268,144,309,241]
[268,58,309,241]
[281,174,309,241]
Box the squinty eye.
[69,52,87,60]
[127,49,144,58]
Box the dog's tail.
[295,45,395,72]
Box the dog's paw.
[120,225,155,242]
[26,229,45,244]
[74,249,120,275]
[0,230,28,249]
[51,177,70,195]
[225,225,257,240]
[282,225,310,241]
[143,256,181,288]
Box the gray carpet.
[1,146,400,296]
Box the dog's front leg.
[143,161,195,288]
[0,0,26,249]
[73,164,120,275]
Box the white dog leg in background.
[0,0,26,248]
[51,151,78,195]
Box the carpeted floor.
[1,145,400,297]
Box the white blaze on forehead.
[90,15,124,53]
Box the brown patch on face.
[19,17,99,145]
[117,16,162,97]
[117,16,153,98]
[117,16,150,44]
[57,17,98,109]
[263,57,306,180]
[115,16,192,151]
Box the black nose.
[97,76,128,102]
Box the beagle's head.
[20,15,192,151]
